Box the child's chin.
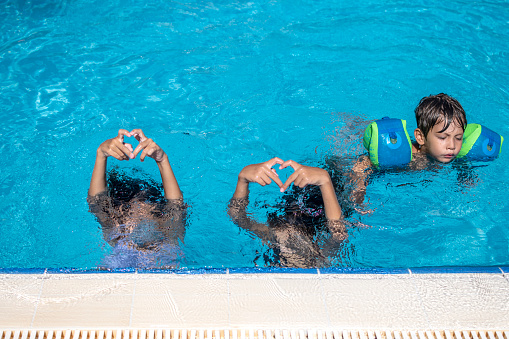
[437,156,456,163]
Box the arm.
[279,160,343,220]
[130,129,183,200]
[228,157,284,241]
[279,160,346,238]
[232,157,284,198]
[88,129,134,197]
[130,129,186,244]
[349,154,372,205]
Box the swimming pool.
[1,0,508,270]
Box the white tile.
[228,274,322,295]
[0,303,38,327]
[135,275,228,296]
[2,272,508,330]
[133,274,230,327]
[27,272,135,328]
[413,273,509,329]
[228,275,328,327]
[0,274,43,327]
[131,290,229,327]
[320,274,429,329]
[41,274,135,296]
[32,294,132,327]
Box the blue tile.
[319,267,410,274]
[498,267,509,274]
[138,267,229,275]
[409,266,502,274]
[2,266,505,276]
[45,267,137,274]
[228,267,319,274]
[0,267,46,274]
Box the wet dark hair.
[107,167,166,208]
[268,185,327,234]
[266,157,355,237]
[415,93,467,138]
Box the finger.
[113,139,134,158]
[109,146,128,161]
[258,174,272,186]
[117,129,130,142]
[140,146,154,162]
[124,143,134,153]
[280,171,299,192]
[279,159,300,171]
[130,129,147,142]
[294,175,308,188]
[132,139,151,158]
[124,143,135,159]
[267,157,284,168]
[107,150,124,160]
[264,168,283,187]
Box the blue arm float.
[363,117,413,168]
[457,124,503,161]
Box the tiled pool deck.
[1,267,508,331]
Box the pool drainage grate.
[0,330,507,339]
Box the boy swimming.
[350,93,468,203]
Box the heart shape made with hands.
[270,163,293,182]
[264,159,303,192]
[116,129,154,161]
[260,157,329,193]
[119,135,139,159]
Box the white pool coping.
[1,268,509,331]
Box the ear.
[414,128,426,146]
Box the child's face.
[421,120,464,163]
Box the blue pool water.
[1,0,508,269]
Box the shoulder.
[87,191,111,208]
[161,198,187,212]
[353,154,372,172]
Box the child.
[88,129,187,269]
[412,93,467,163]
[228,157,346,268]
[350,93,468,202]
[357,93,467,169]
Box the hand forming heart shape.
[238,157,331,193]
[100,128,166,163]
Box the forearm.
[349,155,371,204]
[319,178,343,221]
[232,177,250,199]
[228,195,273,241]
[157,155,183,200]
[229,177,250,220]
[88,151,108,196]
[229,177,275,241]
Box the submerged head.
[414,93,467,163]
[106,167,168,220]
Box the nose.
[446,137,456,150]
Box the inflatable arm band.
[363,117,413,168]
[456,123,504,161]
[363,118,503,167]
